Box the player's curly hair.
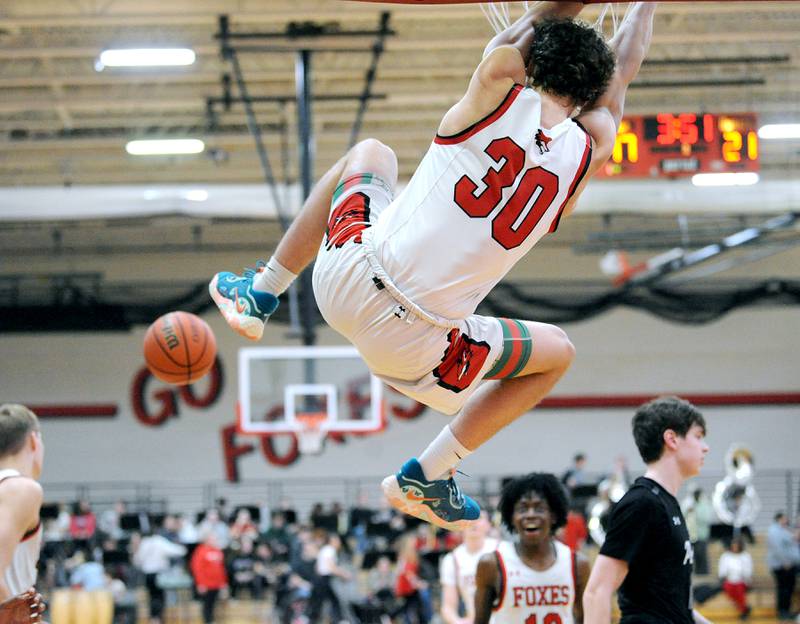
[527,18,616,110]
[633,396,706,463]
[498,472,569,533]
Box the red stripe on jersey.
[493,550,507,612]
[21,522,41,542]
[548,124,592,234]
[490,319,523,379]
[435,85,523,145]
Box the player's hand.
[0,588,46,623]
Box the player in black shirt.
[583,396,711,624]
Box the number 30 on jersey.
[453,137,560,250]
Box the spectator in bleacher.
[440,511,496,624]
[229,508,258,543]
[197,508,230,550]
[561,452,589,490]
[310,532,352,623]
[70,500,97,541]
[395,535,431,624]
[682,487,714,575]
[364,555,397,623]
[176,513,199,545]
[256,499,271,534]
[228,535,263,599]
[133,527,187,624]
[279,496,298,526]
[767,512,800,621]
[560,506,589,552]
[718,538,753,620]
[190,531,228,624]
[263,512,292,562]
[98,500,126,540]
[159,514,180,542]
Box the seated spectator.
[229,536,264,599]
[197,508,230,550]
[719,538,753,620]
[70,500,97,542]
[230,508,259,543]
[262,512,292,562]
[98,500,126,541]
[176,513,199,545]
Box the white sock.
[253,256,297,296]
[418,425,473,481]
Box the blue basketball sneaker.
[209,261,279,341]
[381,458,481,531]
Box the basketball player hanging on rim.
[210,1,658,530]
[473,473,589,624]
[0,404,47,623]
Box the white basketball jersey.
[491,539,575,624]
[0,469,42,596]
[440,538,499,619]
[368,84,592,319]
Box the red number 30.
[525,614,563,624]
[453,137,559,250]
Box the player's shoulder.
[0,475,42,506]
[614,480,662,512]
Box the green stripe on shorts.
[485,319,513,378]
[508,319,532,378]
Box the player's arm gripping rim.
[472,553,500,624]
[558,1,657,222]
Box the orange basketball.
[143,311,217,386]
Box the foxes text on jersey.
[491,539,575,624]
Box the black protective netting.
[0,279,798,332]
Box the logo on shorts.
[325,192,372,249]
[432,329,491,393]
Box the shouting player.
[210,1,657,530]
[0,404,46,623]
[473,473,589,624]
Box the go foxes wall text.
[130,359,427,482]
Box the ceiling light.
[96,48,196,70]
[691,172,759,187]
[757,124,800,139]
[125,139,205,156]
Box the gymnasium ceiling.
[1,0,799,325]
[1,0,799,186]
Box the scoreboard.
[598,113,759,178]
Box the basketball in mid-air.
[143,311,217,385]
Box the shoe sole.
[380,474,474,532]
[208,275,264,341]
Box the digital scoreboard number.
[599,113,759,178]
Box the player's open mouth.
[523,525,541,534]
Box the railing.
[42,469,798,533]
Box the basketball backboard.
[237,346,384,446]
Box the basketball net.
[296,412,328,455]
[479,2,629,41]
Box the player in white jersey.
[210,2,658,530]
[474,473,589,624]
[0,404,46,623]
[440,511,498,624]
